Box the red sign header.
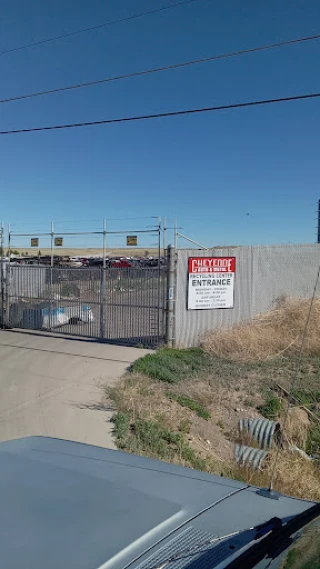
[188,257,236,274]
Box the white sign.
[188,257,235,310]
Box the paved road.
[0,330,150,448]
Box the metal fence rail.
[4,264,167,347]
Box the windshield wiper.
[225,502,320,569]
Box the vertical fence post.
[162,218,167,337]
[157,217,162,341]
[5,224,11,328]
[8,223,11,261]
[100,219,107,339]
[165,245,176,348]
[50,221,54,269]
[163,218,167,254]
[102,218,107,267]
[49,221,54,331]
[174,218,178,249]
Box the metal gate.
[3,263,167,348]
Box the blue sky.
[1,0,320,250]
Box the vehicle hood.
[0,437,315,569]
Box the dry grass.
[111,374,184,429]
[203,297,320,362]
[109,373,236,465]
[108,373,320,500]
[239,451,320,502]
[108,327,320,502]
[285,407,310,449]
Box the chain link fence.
[2,264,167,348]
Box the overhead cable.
[2,32,320,105]
[1,91,319,135]
[0,0,204,56]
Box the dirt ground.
[108,351,320,500]
[110,371,266,464]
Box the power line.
[2,32,320,105]
[0,0,203,56]
[1,91,319,135]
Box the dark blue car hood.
[0,437,315,569]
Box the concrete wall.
[175,244,320,347]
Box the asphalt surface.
[0,330,151,448]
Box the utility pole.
[317,200,320,243]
